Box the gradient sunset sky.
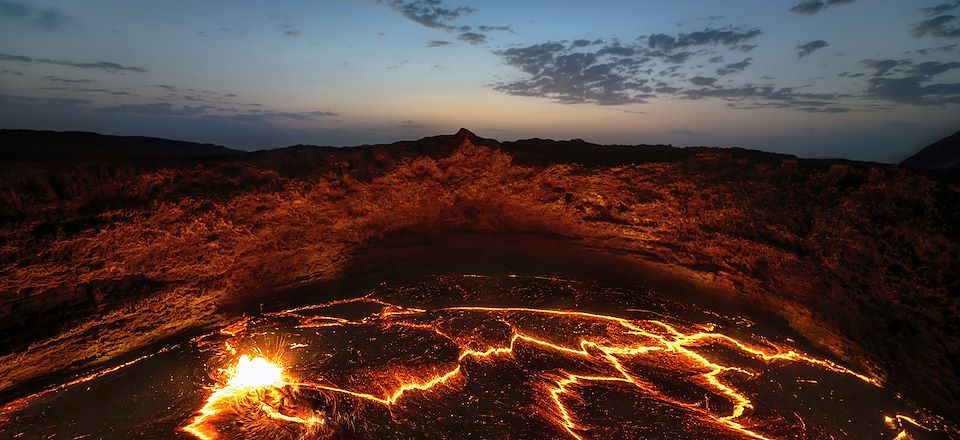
[1,0,959,161]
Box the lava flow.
[184,354,326,440]
[180,295,950,440]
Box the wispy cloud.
[377,0,512,47]
[789,0,855,15]
[0,0,75,30]
[912,15,960,38]
[279,18,301,37]
[457,31,486,44]
[921,1,960,17]
[796,40,829,58]
[0,52,147,72]
[864,60,960,106]
[44,75,93,83]
[689,76,717,86]
[717,58,752,76]
[39,85,135,96]
[378,0,474,30]
[861,59,911,77]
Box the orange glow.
[183,354,325,440]
[228,355,282,389]
[182,297,905,439]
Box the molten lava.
[229,356,283,389]
[1,276,953,439]
[184,354,326,440]
[177,295,952,439]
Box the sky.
[1,0,959,162]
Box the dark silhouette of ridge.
[0,128,930,173]
[902,130,960,180]
[0,129,242,164]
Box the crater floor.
[1,275,954,439]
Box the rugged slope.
[902,130,960,180]
[0,128,958,423]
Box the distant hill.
[0,127,913,173]
[0,129,243,164]
[1,127,801,169]
[902,130,960,180]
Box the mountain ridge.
[901,130,960,180]
[0,127,883,167]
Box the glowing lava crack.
[184,355,326,440]
[179,297,937,439]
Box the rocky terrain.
[1,127,958,425]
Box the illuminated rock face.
[0,129,958,432]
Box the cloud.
[477,25,511,33]
[571,39,602,48]
[796,40,829,58]
[490,23,931,113]
[492,26,769,106]
[0,1,29,18]
[680,84,854,114]
[0,93,91,110]
[377,1,514,46]
[797,106,853,113]
[645,27,763,51]
[908,60,960,78]
[457,31,486,44]
[790,1,825,15]
[222,110,338,123]
[904,43,958,55]
[39,86,134,96]
[717,58,751,76]
[0,52,147,72]
[860,59,911,77]
[96,101,338,124]
[494,42,654,105]
[789,0,854,15]
[921,1,960,17]
[148,85,252,107]
[912,15,960,38]
[857,61,960,106]
[32,8,72,29]
[1,69,23,76]
[44,75,93,83]
[0,1,74,29]
[426,40,453,47]
[279,19,301,37]
[689,76,717,86]
[99,102,213,117]
[866,75,960,106]
[379,0,474,30]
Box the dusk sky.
[1,0,959,161]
